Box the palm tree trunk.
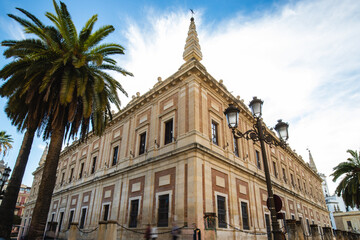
[0,127,36,240]
[27,126,65,240]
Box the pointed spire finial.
[183,13,203,62]
[307,148,318,172]
[39,143,49,166]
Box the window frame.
[68,209,75,229]
[211,120,219,145]
[282,167,287,183]
[128,196,141,228]
[79,206,88,229]
[155,190,172,228]
[112,145,119,166]
[215,192,228,229]
[91,156,97,174]
[138,131,147,155]
[57,210,65,232]
[79,162,84,179]
[264,213,271,240]
[272,161,278,178]
[240,201,250,230]
[69,167,74,183]
[101,203,111,221]
[233,135,239,157]
[164,118,174,145]
[255,150,261,170]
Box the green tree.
[331,149,360,208]
[0,131,13,158]
[0,1,132,239]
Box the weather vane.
[190,9,195,18]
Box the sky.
[0,0,360,195]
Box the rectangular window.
[298,178,301,191]
[58,212,64,232]
[217,196,227,228]
[265,214,271,240]
[233,136,239,157]
[306,219,310,234]
[103,204,110,221]
[282,168,287,183]
[69,168,74,183]
[129,199,139,228]
[290,173,294,187]
[22,219,27,237]
[347,221,353,229]
[273,161,278,178]
[112,146,119,166]
[139,132,146,155]
[164,119,173,145]
[241,202,249,230]
[79,208,87,229]
[157,194,169,227]
[211,121,219,145]
[91,157,97,174]
[256,150,261,169]
[79,162,84,179]
[61,172,65,186]
[68,210,74,229]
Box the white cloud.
[118,0,360,194]
[0,17,25,40]
[38,144,46,151]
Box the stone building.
[333,211,360,233]
[14,184,31,217]
[21,17,330,239]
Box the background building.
[320,172,359,231]
[21,17,330,240]
[14,184,31,217]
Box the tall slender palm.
[331,149,360,208]
[0,131,13,158]
[0,92,43,239]
[0,1,132,239]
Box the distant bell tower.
[307,149,318,173]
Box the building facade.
[21,17,330,239]
[333,211,360,233]
[14,184,31,217]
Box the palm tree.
[0,94,43,239]
[0,1,132,239]
[0,131,13,158]
[331,149,360,208]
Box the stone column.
[310,224,321,240]
[104,220,118,240]
[285,219,297,239]
[96,221,107,240]
[295,220,305,240]
[349,232,358,240]
[322,227,333,240]
[334,230,343,240]
[68,222,78,240]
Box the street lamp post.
[224,97,289,240]
[0,166,11,199]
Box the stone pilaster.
[285,219,297,239]
[310,224,321,240]
[68,222,78,240]
[295,220,305,240]
[96,221,106,240]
